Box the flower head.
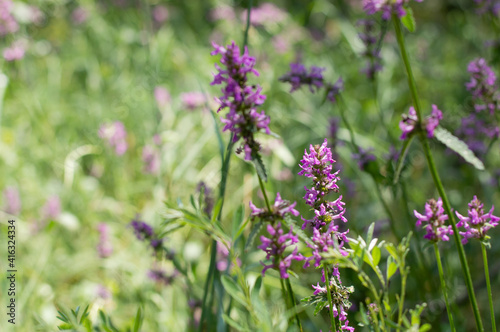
[258,222,304,278]
[466,58,500,114]
[414,198,453,242]
[399,104,442,139]
[358,19,383,79]
[99,121,128,156]
[211,41,270,161]
[142,144,160,175]
[455,196,499,244]
[42,196,61,221]
[0,0,18,36]
[97,223,113,258]
[130,218,163,251]
[363,0,423,20]
[3,186,21,215]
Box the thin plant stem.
[392,13,484,331]
[257,173,272,211]
[323,265,338,332]
[374,181,400,240]
[285,278,304,332]
[396,268,408,331]
[433,243,456,332]
[199,241,217,332]
[481,243,496,332]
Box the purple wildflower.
[358,19,383,79]
[309,270,354,331]
[456,114,499,157]
[148,268,178,286]
[352,147,376,171]
[72,7,88,25]
[96,285,111,300]
[399,104,442,140]
[99,121,128,156]
[455,196,499,244]
[196,182,214,217]
[299,139,347,229]
[258,222,304,278]
[152,5,168,24]
[211,41,270,161]
[363,0,423,20]
[241,3,287,27]
[154,86,171,108]
[215,241,241,272]
[466,58,500,114]
[3,41,25,62]
[97,223,113,258]
[130,218,163,251]
[250,192,299,222]
[474,0,500,16]
[181,92,207,110]
[3,187,21,215]
[414,198,453,242]
[41,196,61,221]
[0,0,18,36]
[142,144,160,175]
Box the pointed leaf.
[372,246,381,266]
[313,301,328,316]
[245,221,264,252]
[434,126,484,170]
[232,205,245,239]
[221,275,247,307]
[251,153,268,182]
[133,307,144,332]
[401,7,416,32]
[222,314,247,331]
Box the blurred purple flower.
[72,7,88,25]
[211,41,270,161]
[97,223,113,258]
[358,19,383,79]
[142,144,160,175]
[3,41,25,61]
[455,196,499,244]
[0,0,18,36]
[414,198,453,242]
[209,5,236,22]
[196,181,214,217]
[152,5,168,24]
[154,86,171,108]
[215,241,241,272]
[466,58,500,114]
[250,192,299,222]
[474,0,500,16]
[399,104,442,139]
[352,147,376,171]
[3,187,21,215]
[363,0,423,20]
[241,3,287,26]
[426,104,442,138]
[258,222,304,279]
[280,63,343,103]
[98,121,128,156]
[181,92,206,110]
[42,196,61,221]
[96,285,111,299]
[148,268,178,285]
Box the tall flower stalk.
[390,12,484,331]
[414,198,456,331]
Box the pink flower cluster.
[455,196,499,244]
[399,105,442,140]
[466,58,499,114]
[98,121,128,156]
[414,198,453,242]
[211,41,270,161]
[363,0,423,20]
[0,0,18,36]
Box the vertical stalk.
[392,14,484,331]
[396,269,407,331]
[285,278,304,332]
[481,243,496,332]
[433,244,456,332]
[323,265,338,332]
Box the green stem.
[257,173,272,212]
[199,242,217,332]
[242,0,253,48]
[392,14,484,331]
[285,278,303,332]
[481,243,496,332]
[338,96,359,153]
[396,268,407,330]
[434,244,456,332]
[323,265,338,332]
[374,181,400,240]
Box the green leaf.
[211,198,223,223]
[401,7,416,32]
[232,205,245,240]
[434,126,484,170]
[132,307,144,332]
[245,221,264,252]
[372,246,381,266]
[251,276,262,299]
[251,152,268,182]
[221,275,247,307]
[420,324,432,332]
[387,257,398,281]
[366,223,375,244]
[314,301,328,316]
[222,314,247,331]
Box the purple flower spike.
[249,192,299,221]
[466,58,500,114]
[399,104,442,140]
[455,196,499,244]
[211,41,270,161]
[0,0,19,37]
[363,0,423,20]
[414,198,453,242]
[358,19,383,79]
[258,222,303,279]
[130,218,163,251]
[280,63,343,104]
